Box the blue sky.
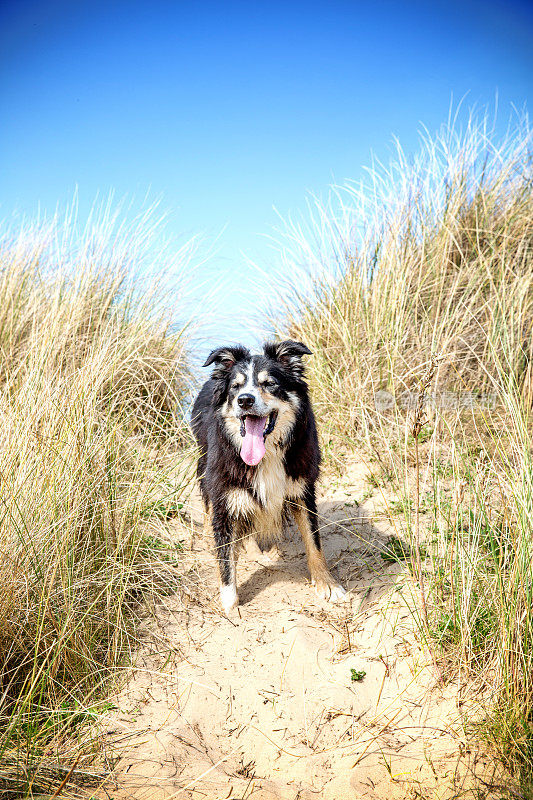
[1,0,532,344]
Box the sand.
[104,458,494,799]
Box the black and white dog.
[191,340,346,613]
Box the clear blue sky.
[1,0,532,344]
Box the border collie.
[191,340,346,613]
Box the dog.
[191,339,346,613]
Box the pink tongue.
[240,416,267,465]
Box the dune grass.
[0,206,195,797]
[278,111,533,793]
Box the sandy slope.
[105,458,492,800]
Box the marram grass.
[278,110,533,453]
[0,207,195,797]
[278,111,533,794]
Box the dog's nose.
[237,393,255,410]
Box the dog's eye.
[261,379,277,390]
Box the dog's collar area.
[239,410,278,440]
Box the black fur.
[191,339,337,607]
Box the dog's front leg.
[211,502,238,613]
[292,486,347,602]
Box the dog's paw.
[329,583,349,602]
[312,577,348,603]
[219,584,239,614]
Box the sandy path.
[106,460,490,799]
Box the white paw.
[220,583,239,613]
[329,583,349,602]
[312,579,348,603]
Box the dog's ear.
[203,345,250,374]
[264,340,312,379]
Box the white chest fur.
[225,450,305,544]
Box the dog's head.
[203,340,312,466]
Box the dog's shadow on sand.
[235,499,404,608]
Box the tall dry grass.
[0,206,195,796]
[277,111,533,793]
[278,111,533,452]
